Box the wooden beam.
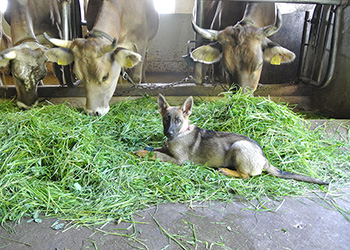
[0,82,312,98]
[0,83,228,98]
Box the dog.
[134,94,328,185]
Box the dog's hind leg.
[227,141,266,177]
[217,140,266,179]
[218,168,250,179]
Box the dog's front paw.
[134,149,151,157]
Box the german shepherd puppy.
[135,94,328,185]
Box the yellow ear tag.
[125,57,133,68]
[205,54,214,62]
[271,55,281,65]
[57,58,66,66]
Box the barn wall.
[312,6,350,118]
[147,14,195,74]
[175,0,194,14]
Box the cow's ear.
[114,49,142,69]
[45,48,74,65]
[263,41,296,65]
[190,44,222,64]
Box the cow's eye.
[102,73,109,82]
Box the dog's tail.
[265,164,328,185]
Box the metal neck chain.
[120,70,194,94]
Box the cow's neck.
[10,0,37,45]
[91,2,122,41]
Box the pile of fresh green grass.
[0,92,349,225]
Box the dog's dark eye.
[175,117,182,123]
[164,115,170,122]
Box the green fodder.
[0,93,349,225]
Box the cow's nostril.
[86,109,104,116]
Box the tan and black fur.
[135,94,328,185]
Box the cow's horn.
[100,38,117,54]
[191,20,219,41]
[263,8,282,37]
[43,32,73,48]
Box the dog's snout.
[166,129,174,138]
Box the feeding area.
[1,92,349,225]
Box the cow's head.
[191,9,295,92]
[0,42,48,109]
[44,36,141,116]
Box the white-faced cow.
[45,0,159,116]
[0,0,63,109]
[0,12,11,87]
[191,2,296,93]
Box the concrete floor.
[0,188,349,250]
[0,120,349,250]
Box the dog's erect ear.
[158,94,170,116]
[182,96,193,116]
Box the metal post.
[300,5,342,88]
[59,0,81,88]
[193,0,206,84]
[318,5,342,88]
[195,0,205,47]
[60,0,72,41]
[297,11,310,78]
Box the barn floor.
[0,71,349,249]
[0,189,349,250]
[0,120,349,250]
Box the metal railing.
[210,0,348,5]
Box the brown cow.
[0,0,62,109]
[45,0,159,116]
[191,2,296,93]
[193,0,247,30]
